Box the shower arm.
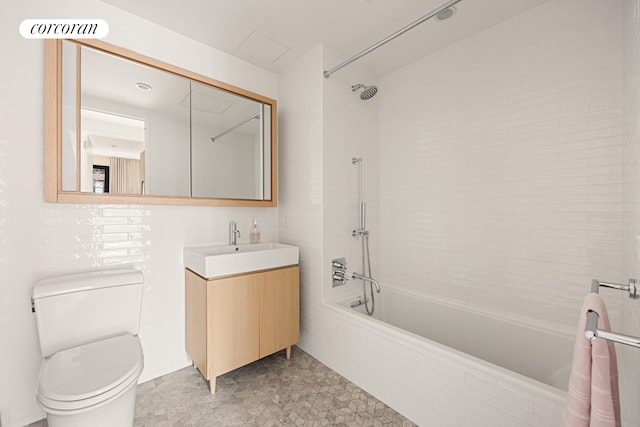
[323,0,463,79]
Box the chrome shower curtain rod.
[210,111,260,142]
[323,0,463,79]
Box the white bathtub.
[334,287,574,426]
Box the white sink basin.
[184,242,299,279]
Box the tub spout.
[351,272,381,293]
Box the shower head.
[351,83,378,100]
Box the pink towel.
[561,293,621,427]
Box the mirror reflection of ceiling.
[81,46,260,131]
[81,109,145,159]
[99,0,554,76]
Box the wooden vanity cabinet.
[185,265,300,393]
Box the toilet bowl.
[32,269,145,427]
[37,334,144,427]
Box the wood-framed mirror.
[44,39,277,207]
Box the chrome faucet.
[229,221,240,245]
[351,272,381,293]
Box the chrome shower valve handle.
[332,257,348,287]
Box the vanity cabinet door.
[185,265,299,394]
[208,274,260,377]
[259,266,300,358]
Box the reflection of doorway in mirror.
[81,109,146,194]
[92,165,109,193]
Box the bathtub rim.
[326,288,569,408]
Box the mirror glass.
[56,40,275,204]
[79,45,191,196]
[190,81,267,199]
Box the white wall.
[378,0,639,424]
[621,0,640,423]
[0,1,278,426]
[380,0,626,330]
[277,45,324,360]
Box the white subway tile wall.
[379,0,626,335]
[0,137,8,425]
[374,1,640,424]
[41,205,150,269]
[278,45,325,355]
[621,0,640,424]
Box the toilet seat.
[37,334,143,412]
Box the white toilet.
[32,269,145,427]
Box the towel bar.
[585,310,640,348]
[584,278,640,348]
[590,278,638,299]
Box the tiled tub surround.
[334,287,572,427]
[378,0,628,341]
[373,2,640,424]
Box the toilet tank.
[32,269,144,357]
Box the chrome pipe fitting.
[352,229,369,237]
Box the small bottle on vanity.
[250,218,261,243]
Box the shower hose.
[362,233,375,315]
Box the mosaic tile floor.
[29,346,416,426]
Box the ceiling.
[100,0,553,78]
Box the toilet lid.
[38,334,143,407]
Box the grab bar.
[584,279,640,348]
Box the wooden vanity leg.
[209,377,216,394]
[286,346,292,360]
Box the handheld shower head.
[351,83,378,100]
